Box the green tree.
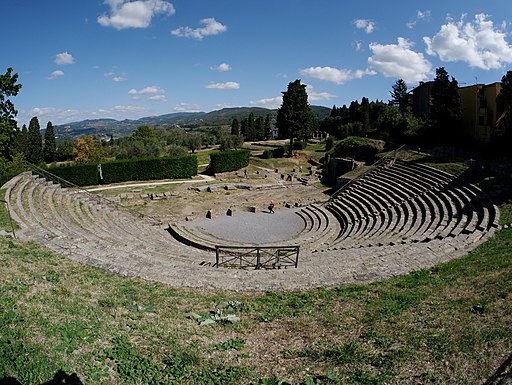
[430,67,464,145]
[264,114,272,140]
[130,125,161,141]
[276,79,314,156]
[232,134,244,150]
[330,104,338,118]
[254,116,264,140]
[0,67,22,162]
[55,140,74,161]
[186,132,202,153]
[499,70,512,110]
[231,118,240,136]
[19,124,29,158]
[361,97,371,134]
[493,70,512,147]
[43,121,56,163]
[26,117,43,164]
[348,100,360,123]
[390,79,409,112]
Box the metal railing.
[21,162,161,225]
[215,245,300,270]
[0,199,16,238]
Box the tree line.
[2,66,512,174]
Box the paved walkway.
[86,174,215,192]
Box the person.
[97,163,104,185]
[299,165,303,174]
[268,200,275,214]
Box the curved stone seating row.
[324,159,499,250]
[168,204,340,252]
[293,205,340,250]
[0,164,502,291]
[3,172,211,274]
[171,151,500,254]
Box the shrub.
[209,150,250,174]
[46,155,197,186]
[325,136,335,151]
[333,136,385,161]
[262,150,273,159]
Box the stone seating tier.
[1,159,500,291]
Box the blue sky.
[3,0,512,126]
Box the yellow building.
[458,82,502,142]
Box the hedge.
[209,149,250,174]
[262,146,286,159]
[333,136,385,161]
[46,155,198,187]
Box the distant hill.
[54,106,331,140]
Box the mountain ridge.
[54,106,331,140]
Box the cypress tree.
[254,116,264,140]
[27,116,42,164]
[20,124,29,159]
[231,118,240,136]
[276,79,314,156]
[264,115,272,140]
[246,113,255,140]
[361,97,371,134]
[43,121,57,163]
[430,67,464,145]
[390,79,409,112]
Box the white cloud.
[368,37,432,83]
[211,63,232,72]
[424,13,512,70]
[128,85,164,95]
[112,104,147,113]
[98,0,175,30]
[214,103,233,109]
[174,103,201,112]
[171,18,227,40]
[417,10,431,20]
[148,94,167,102]
[204,81,240,89]
[250,97,282,109]
[19,105,150,126]
[128,85,166,101]
[105,71,127,82]
[407,10,431,29]
[354,19,375,34]
[305,85,337,101]
[30,107,78,118]
[55,52,75,65]
[47,70,64,80]
[300,66,375,85]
